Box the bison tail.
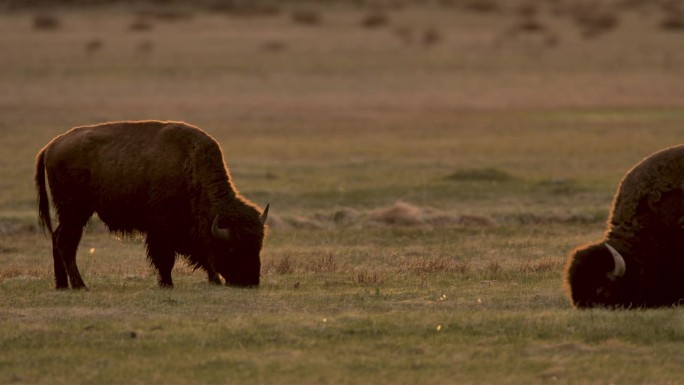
[35,148,53,235]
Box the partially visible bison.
[564,144,684,308]
[35,121,268,289]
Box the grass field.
[2,2,684,384]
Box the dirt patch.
[268,202,499,230]
[264,212,292,231]
[369,201,428,226]
[369,201,476,227]
[369,201,497,228]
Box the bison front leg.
[145,233,176,288]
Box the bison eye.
[595,287,605,296]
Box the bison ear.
[260,203,270,225]
[211,215,230,240]
[605,243,626,280]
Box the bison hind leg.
[51,237,69,289]
[53,223,88,289]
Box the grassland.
[1,2,684,384]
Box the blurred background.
[1,0,684,228]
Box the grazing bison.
[35,121,268,289]
[564,144,684,308]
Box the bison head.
[564,242,635,308]
[210,204,269,287]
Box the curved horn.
[605,243,626,280]
[211,215,230,240]
[260,203,270,225]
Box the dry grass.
[307,253,338,273]
[369,202,459,227]
[522,258,563,274]
[0,266,44,280]
[400,257,471,274]
[484,260,501,278]
[447,168,514,182]
[267,254,295,275]
[350,269,384,285]
[1,4,684,385]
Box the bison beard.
[35,121,268,289]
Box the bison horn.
[211,215,230,240]
[605,243,626,280]
[260,203,270,225]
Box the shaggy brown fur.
[35,121,268,289]
[564,144,684,308]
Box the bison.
[564,144,684,308]
[35,120,268,289]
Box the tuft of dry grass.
[400,257,470,274]
[267,254,295,275]
[484,260,501,278]
[307,253,338,273]
[351,269,383,286]
[521,258,562,274]
[0,266,44,280]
